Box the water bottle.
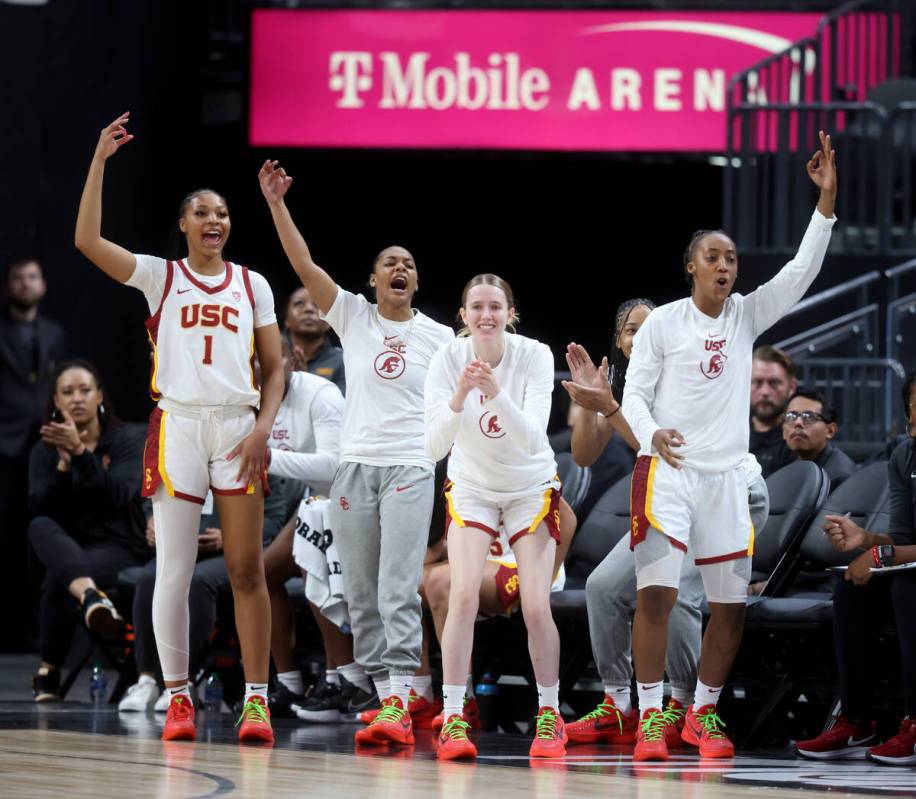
[89,663,108,706]
[474,672,499,732]
[204,673,224,714]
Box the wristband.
[601,403,621,419]
[872,545,882,567]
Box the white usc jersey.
[127,255,276,407]
[425,333,557,498]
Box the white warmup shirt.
[425,333,558,498]
[127,256,276,407]
[622,209,835,473]
[268,370,344,497]
[322,287,454,471]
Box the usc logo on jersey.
[478,411,506,439]
[145,467,153,489]
[180,303,240,333]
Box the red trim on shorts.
[211,486,252,496]
[629,455,654,550]
[695,548,751,565]
[494,563,521,614]
[176,259,234,294]
[507,487,562,547]
[141,407,163,498]
[441,478,499,538]
[173,491,206,505]
[462,520,500,538]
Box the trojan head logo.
[700,351,727,379]
[374,350,405,380]
[479,411,506,439]
[339,496,350,511]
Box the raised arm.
[258,160,338,314]
[74,113,138,283]
[751,131,838,336]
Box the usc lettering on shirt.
[321,286,454,470]
[127,255,276,407]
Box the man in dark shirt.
[284,286,345,394]
[749,346,796,477]
[782,388,857,490]
[0,258,64,650]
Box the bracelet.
[872,545,882,568]
[601,403,621,419]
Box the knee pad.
[699,557,751,604]
[635,532,686,591]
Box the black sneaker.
[82,588,125,638]
[269,680,305,718]
[33,668,61,703]
[337,675,378,719]
[292,677,342,723]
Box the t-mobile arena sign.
[249,10,819,151]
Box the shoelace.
[535,709,560,740]
[442,717,471,740]
[374,702,407,725]
[236,699,269,727]
[695,709,727,739]
[664,704,686,724]
[580,701,624,734]
[639,710,667,742]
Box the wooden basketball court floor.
[3,703,916,798]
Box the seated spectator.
[28,359,147,702]
[118,476,286,711]
[284,286,345,393]
[797,370,916,765]
[783,388,857,490]
[749,346,797,477]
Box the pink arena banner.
[249,9,821,152]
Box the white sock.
[443,684,465,719]
[604,684,631,714]
[693,679,723,709]
[168,684,191,699]
[338,661,371,693]
[244,682,268,703]
[637,681,664,714]
[390,675,412,708]
[670,685,693,707]
[277,670,303,696]
[373,678,390,702]
[412,674,434,702]
[466,674,476,698]
[537,681,559,711]
[137,674,157,687]
[325,669,340,687]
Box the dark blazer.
[0,306,65,459]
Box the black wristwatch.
[876,544,895,568]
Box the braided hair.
[682,229,729,288]
[609,298,656,402]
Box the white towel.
[291,497,349,628]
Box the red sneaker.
[529,706,567,758]
[796,715,878,760]
[566,696,638,744]
[237,695,274,743]
[633,708,669,762]
[436,714,477,760]
[432,695,482,732]
[162,694,196,741]
[867,717,916,765]
[663,698,687,748]
[682,704,734,758]
[354,696,414,746]
[408,692,443,729]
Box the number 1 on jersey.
[202,334,213,365]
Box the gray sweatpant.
[329,462,434,682]
[584,470,770,691]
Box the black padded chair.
[556,451,591,519]
[752,460,830,597]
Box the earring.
[99,403,106,419]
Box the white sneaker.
[118,675,161,711]
[154,683,198,713]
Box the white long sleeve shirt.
[268,371,344,497]
[622,209,835,473]
[425,333,557,498]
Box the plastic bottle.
[89,663,108,706]
[474,672,499,731]
[204,673,224,713]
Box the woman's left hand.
[229,429,270,487]
[40,411,86,456]
[466,360,501,399]
[845,550,874,587]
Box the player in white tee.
[75,114,284,744]
[619,131,838,760]
[424,273,567,760]
[258,159,454,747]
